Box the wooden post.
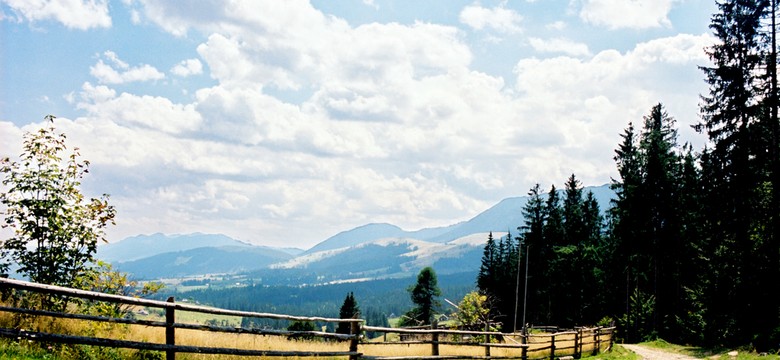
[549,333,556,360]
[574,328,580,359]
[608,328,614,351]
[521,329,528,360]
[484,322,491,357]
[165,296,175,360]
[431,332,439,356]
[349,320,360,360]
[592,328,600,356]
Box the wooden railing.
[0,277,614,359]
[361,324,614,360]
[0,277,361,359]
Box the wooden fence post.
[431,319,439,356]
[592,328,600,356]
[521,330,528,360]
[349,320,360,360]
[484,322,491,357]
[549,333,556,360]
[165,296,175,360]
[574,328,580,359]
[431,332,439,356]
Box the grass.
[585,344,640,359]
[134,306,242,327]
[0,340,59,360]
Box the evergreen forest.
[478,0,780,350]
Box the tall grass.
[1,301,613,360]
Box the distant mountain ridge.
[113,245,294,279]
[104,184,614,281]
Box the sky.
[1,0,718,249]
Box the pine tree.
[610,105,688,341]
[519,184,547,325]
[698,0,775,346]
[609,122,643,340]
[407,267,441,325]
[337,292,360,334]
[477,232,498,296]
[639,104,682,339]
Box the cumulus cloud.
[90,51,165,84]
[529,37,591,57]
[171,58,203,77]
[3,0,111,29]
[1,1,715,248]
[579,0,676,29]
[76,82,202,134]
[512,33,714,184]
[459,3,523,33]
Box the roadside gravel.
[621,344,700,360]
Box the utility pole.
[522,244,529,334]
[513,240,523,333]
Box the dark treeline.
[477,175,605,333]
[164,272,473,330]
[478,0,780,350]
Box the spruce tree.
[477,232,498,296]
[519,184,548,325]
[337,292,360,334]
[407,267,441,325]
[698,0,776,346]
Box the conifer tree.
[477,232,498,296]
[697,0,777,347]
[337,292,360,334]
[519,184,548,324]
[406,267,441,325]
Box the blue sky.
[1,0,717,249]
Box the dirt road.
[622,344,699,360]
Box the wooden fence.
[0,277,614,359]
[360,324,614,359]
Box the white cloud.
[171,58,203,77]
[459,3,523,34]
[579,0,676,29]
[512,33,714,185]
[529,37,591,57]
[362,0,378,9]
[89,52,165,84]
[77,82,202,134]
[1,1,716,248]
[547,21,567,31]
[3,0,111,29]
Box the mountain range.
[98,184,613,283]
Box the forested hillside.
[474,0,780,351]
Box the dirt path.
[622,344,699,360]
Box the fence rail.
[361,324,614,360]
[0,277,614,359]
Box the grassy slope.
[641,339,780,360]
[586,340,780,360]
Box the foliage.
[453,291,490,329]
[287,321,317,340]
[0,117,116,292]
[479,174,605,331]
[336,291,359,334]
[475,230,520,330]
[617,288,656,343]
[588,344,640,360]
[403,267,441,326]
[0,339,59,359]
[73,261,163,318]
[694,0,780,350]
